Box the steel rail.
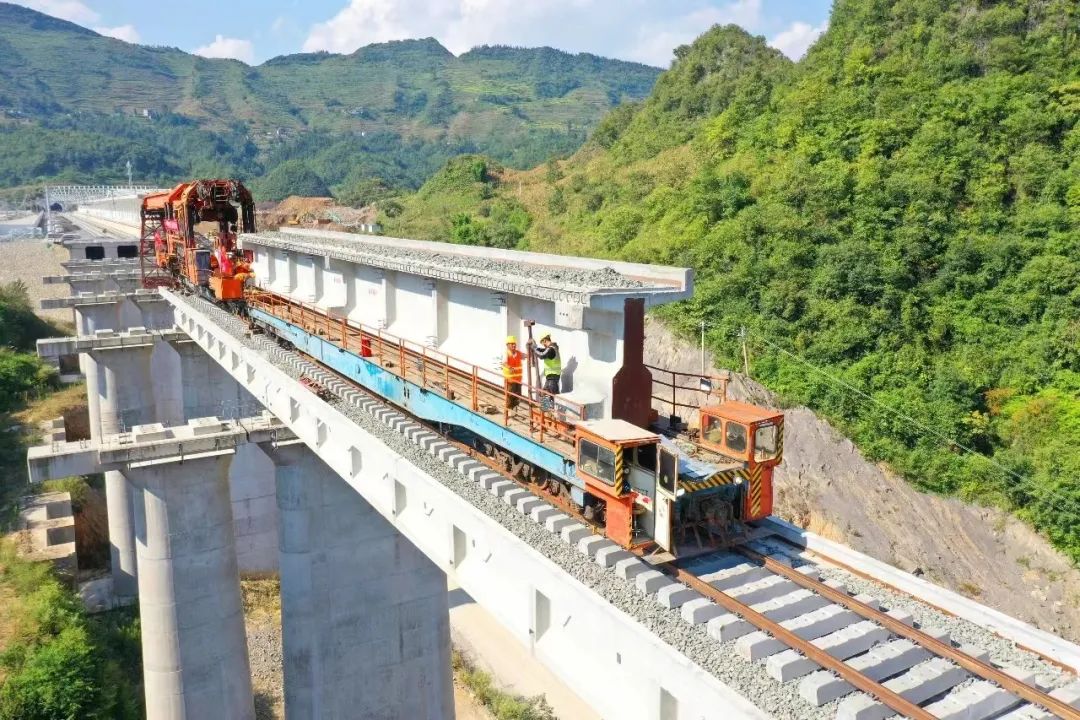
[773,537,1075,675]
[737,547,1080,720]
[671,566,937,720]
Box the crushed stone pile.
[253,230,650,293]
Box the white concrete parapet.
[72,197,144,233]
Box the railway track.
[669,540,1080,720]
[193,293,1080,720]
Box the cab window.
[579,439,616,485]
[725,422,747,453]
[703,414,723,445]
[754,424,779,462]
[659,448,678,494]
[636,443,657,472]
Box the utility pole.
[739,326,750,377]
[700,320,707,376]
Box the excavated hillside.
[644,317,1080,642]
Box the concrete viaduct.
[24,198,1080,720]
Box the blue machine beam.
[250,308,578,482]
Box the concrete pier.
[130,453,255,720]
[92,342,154,598]
[104,470,139,599]
[229,443,278,574]
[272,444,454,719]
[172,340,278,572]
[172,339,260,420]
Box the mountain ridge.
[0,2,660,192]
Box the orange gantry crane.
[139,179,256,305]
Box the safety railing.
[646,365,728,418]
[247,290,585,451]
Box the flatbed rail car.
[245,289,784,556]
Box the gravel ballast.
[246,230,649,294]
[760,537,1072,686]
[176,293,1075,720]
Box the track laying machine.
[144,178,784,558]
[139,179,256,307]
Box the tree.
[255,160,330,202]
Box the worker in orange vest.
[503,336,524,409]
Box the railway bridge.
[27,205,1080,720]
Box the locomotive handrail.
[645,364,728,416]
[247,290,586,445]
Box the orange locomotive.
[139,179,256,305]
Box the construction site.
[16,183,1080,720]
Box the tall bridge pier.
[274,444,453,717]
[132,453,254,719]
[34,326,458,719]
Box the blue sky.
[12,0,833,66]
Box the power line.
[746,329,1080,517]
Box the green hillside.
[386,4,1080,559]
[0,2,659,195]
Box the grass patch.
[241,575,281,623]
[452,648,556,720]
[958,582,982,598]
[0,540,141,720]
[14,382,86,429]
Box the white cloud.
[9,0,98,23]
[94,24,140,43]
[11,2,141,44]
[302,0,766,66]
[193,34,256,64]
[768,20,827,60]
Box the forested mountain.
[0,2,659,195]
[385,3,1080,559]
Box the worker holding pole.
[531,332,562,399]
[503,336,524,408]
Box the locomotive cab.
[697,402,783,522]
[699,402,784,468]
[575,419,680,553]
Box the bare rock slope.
[644,317,1080,641]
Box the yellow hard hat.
[540,332,552,342]
[506,335,517,344]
